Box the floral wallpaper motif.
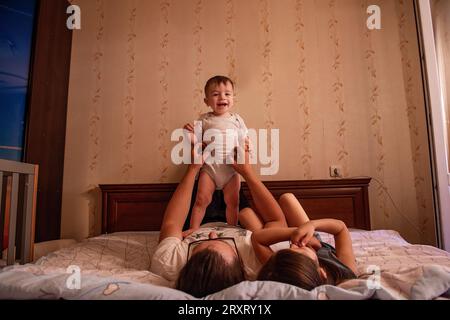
[328,0,349,177]
[86,0,105,236]
[225,0,237,92]
[158,0,171,182]
[88,0,104,182]
[294,0,312,179]
[122,3,137,183]
[193,0,203,118]
[362,1,388,223]
[259,0,274,130]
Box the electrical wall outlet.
[330,165,342,178]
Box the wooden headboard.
[99,178,371,234]
[99,178,371,233]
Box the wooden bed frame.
[99,178,371,234]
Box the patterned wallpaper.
[62,0,436,246]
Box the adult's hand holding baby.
[184,122,202,145]
[231,142,253,179]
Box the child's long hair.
[257,249,353,290]
[176,248,246,298]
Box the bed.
[1,178,450,300]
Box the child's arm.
[252,219,357,274]
[293,219,357,275]
[251,227,299,264]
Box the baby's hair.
[204,75,234,96]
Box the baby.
[184,75,248,233]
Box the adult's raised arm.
[159,164,201,242]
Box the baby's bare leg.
[190,171,216,229]
[222,174,241,226]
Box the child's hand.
[291,222,315,247]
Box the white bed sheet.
[30,231,169,287]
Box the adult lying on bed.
[150,146,288,297]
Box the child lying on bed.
[250,193,358,289]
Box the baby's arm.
[251,227,299,264]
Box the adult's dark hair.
[176,248,245,298]
[257,249,353,291]
[204,75,234,96]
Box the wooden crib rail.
[0,159,38,265]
